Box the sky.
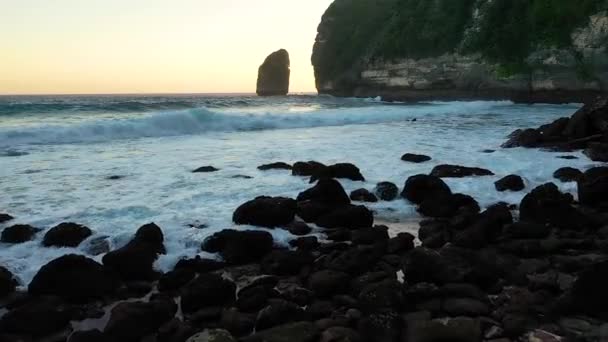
[0,0,333,95]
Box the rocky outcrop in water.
[256,49,290,96]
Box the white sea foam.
[0,97,597,286]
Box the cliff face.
[312,0,608,103]
[257,49,290,96]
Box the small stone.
[192,166,219,173]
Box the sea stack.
[256,49,290,96]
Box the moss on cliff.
[313,0,608,80]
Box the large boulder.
[553,167,582,182]
[494,174,525,192]
[401,174,452,204]
[430,164,494,178]
[297,179,350,205]
[201,229,274,264]
[0,296,72,336]
[104,298,177,341]
[418,193,480,218]
[256,49,290,96]
[1,224,40,243]
[29,254,119,302]
[42,222,93,247]
[520,183,587,229]
[401,153,431,163]
[578,167,608,208]
[0,266,17,298]
[233,196,297,228]
[309,163,365,182]
[102,223,165,281]
[349,189,378,202]
[292,161,327,177]
[584,142,608,162]
[374,182,399,201]
[180,273,236,314]
[315,204,374,229]
[502,128,543,148]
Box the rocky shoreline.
[1,98,608,342]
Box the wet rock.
[310,163,365,183]
[297,178,350,205]
[174,256,226,273]
[504,221,551,239]
[158,268,196,292]
[0,214,13,224]
[308,270,350,298]
[520,183,587,230]
[186,329,236,342]
[557,155,578,159]
[349,189,378,203]
[256,299,308,330]
[351,225,389,245]
[292,161,327,177]
[260,250,314,276]
[569,261,608,317]
[1,224,40,243]
[443,297,489,316]
[243,321,320,342]
[494,175,525,192]
[387,232,415,254]
[180,273,236,314]
[357,310,402,342]
[104,298,177,342]
[584,143,608,161]
[578,167,608,208]
[28,254,118,303]
[233,196,296,228]
[418,193,480,218]
[283,221,312,236]
[296,200,334,223]
[358,280,404,313]
[402,174,452,204]
[0,296,72,336]
[315,205,374,229]
[237,284,276,312]
[201,229,273,264]
[553,167,582,182]
[192,166,219,173]
[401,153,431,163]
[102,223,165,281]
[374,182,399,201]
[83,236,111,256]
[405,317,482,342]
[220,308,256,337]
[257,49,290,96]
[502,128,543,148]
[232,174,253,179]
[68,329,105,342]
[0,266,17,298]
[156,319,196,342]
[320,327,362,342]
[290,236,319,251]
[258,162,292,171]
[430,164,494,178]
[106,175,124,180]
[42,222,93,247]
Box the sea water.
[0,94,598,285]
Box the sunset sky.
[0,0,333,94]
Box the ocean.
[0,94,595,285]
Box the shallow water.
[0,94,599,285]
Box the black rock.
[0,266,17,298]
[258,162,292,171]
[257,49,290,96]
[418,193,480,218]
[578,167,608,208]
[102,222,165,281]
[192,166,219,173]
[220,308,256,337]
[315,204,374,229]
[326,245,383,275]
[201,229,274,264]
[358,280,404,313]
[42,222,93,247]
[310,163,365,183]
[0,214,13,224]
[557,155,579,160]
[237,284,276,313]
[308,270,350,298]
[297,178,350,205]
[430,164,494,178]
[283,221,312,236]
[553,167,583,182]
[504,221,551,239]
[357,310,402,342]
[68,329,106,342]
[296,200,335,223]
[494,174,525,192]
[569,261,608,318]
[387,233,415,254]
[520,183,587,230]
[180,273,236,314]
[256,299,308,331]
[173,256,226,273]
[233,196,297,228]
[584,143,608,162]
[405,317,481,342]
[104,298,177,341]
[158,268,196,292]
[0,296,72,336]
[401,153,432,163]
[29,254,118,303]
[349,189,378,203]
[289,236,319,251]
[502,128,543,148]
[374,182,399,201]
[401,174,452,205]
[260,250,314,276]
[243,322,320,342]
[1,224,40,243]
[351,226,389,245]
[292,161,327,177]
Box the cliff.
[312,0,608,103]
[257,49,290,96]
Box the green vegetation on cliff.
[313,0,608,79]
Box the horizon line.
[0,91,319,97]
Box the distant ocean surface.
[0,94,594,285]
